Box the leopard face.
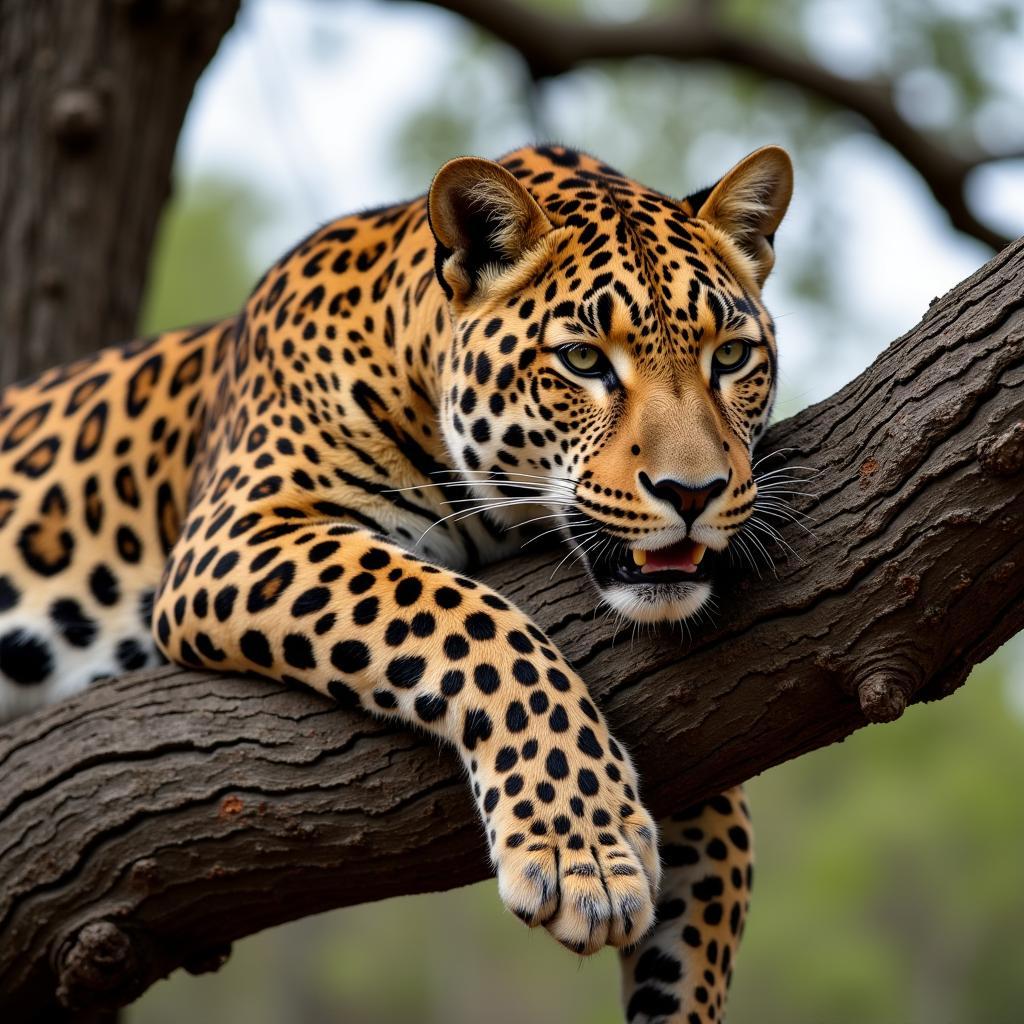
[429,146,792,623]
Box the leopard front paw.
[481,753,660,954]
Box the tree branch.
[2,237,1024,1018]
[414,0,1012,250]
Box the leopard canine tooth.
[690,544,707,565]
[631,548,647,567]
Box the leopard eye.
[557,344,611,379]
[712,340,751,373]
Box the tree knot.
[55,919,147,1011]
[853,670,916,723]
[50,89,104,150]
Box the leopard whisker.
[388,480,573,498]
[519,515,589,548]
[439,491,574,508]
[754,494,818,518]
[548,530,602,582]
[430,468,577,488]
[728,533,765,579]
[445,498,576,528]
[417,497,576,544]
[738,527,780,577]
[753,464,819,480]
[754,501,819,538]
[755,497,819,517]
[751,447,803,471]
[756,487,816,504]
[746,516,802,562]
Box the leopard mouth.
[614,538,717,584]
[568,521,721,587]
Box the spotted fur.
[0,144,792,1021]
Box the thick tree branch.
[414,0,1013,250]
[2,238,1024,1018]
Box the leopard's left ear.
[692,146,793,287]
[428,157,552,304]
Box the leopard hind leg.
[620,786,753,1023]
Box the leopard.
[0,142,792,1023]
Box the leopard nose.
[639,472,728,528]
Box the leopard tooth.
[631,548,647,567]
[691,544,707,565]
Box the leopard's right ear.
[427,157,552,304]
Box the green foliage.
[139,178,266,335]
[732,662,1024,1023]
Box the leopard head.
[428,145,793,622]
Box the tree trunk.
[0,0,239,387]
[1,237,1022,1018]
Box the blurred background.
[123,0,1024,1020]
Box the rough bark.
[1,237,1022,1018]
[0,0,239,386]
[415,0,1016,250]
